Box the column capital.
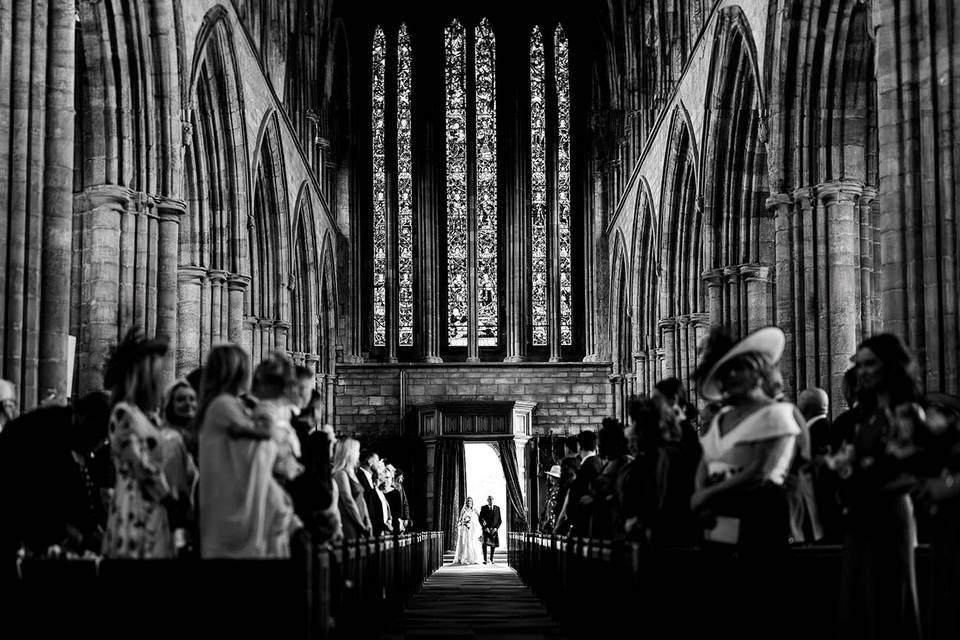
[304,353,322,365]
[207,269,228,285]
[181,119,193,144]
[791,186,817,210]
[257,318,276,330]
[765,193,793,219]
[690,312,711,328]
[76,184,135,211]
[177,265,207,284]
[860,184,879,204]
[227,274,251,292]
[740,262,774,283]
[816,179,864,204]
[273,321,291,333]
[701,268,725,287]
[723,264,742,281]
[676,313,692,326]
[658,317,678,331]
[155,196,187,221]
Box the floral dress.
[102,402,173,559]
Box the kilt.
[482,527,499,548]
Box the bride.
[453,497,482,565]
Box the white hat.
[546,464,561,478]
[699,326,785,402]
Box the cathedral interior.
[1,0,958,638]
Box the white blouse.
[700,402,800,486]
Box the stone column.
[741,263,773,333]
[767,192,796,394]
[858,186,878,339]
[723,265,742,337]
[75,185,131,395]
[227,274,251,349]
[177,265,206,374]
[38,0,76,400]
[702,268,724,328]
[676,314,691,385]
[818,179,863,413]
[792,187,817,389]
[690,312,711,399]
[634,353,648,396]
[156,197,185,388]
[207,270,228,345]
[274,320,291,353]
[659,318,677,380]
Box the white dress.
[453,507,482,564]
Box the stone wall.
[336,363,614,436]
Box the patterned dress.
[102,402,174,559]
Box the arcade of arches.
[0,1,956,430]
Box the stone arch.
[248,109,294,361]
[700,5,772,344]
[630,179,662,395]
[176,9,252,373]
[291,181,321,362]
[657,104,704,393]
[766,0,878,406]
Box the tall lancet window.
[475,19,498,346]
[444,19,499,351]
[397,25,414,346]
[372,24,415,350]
[530,25,573,349]
[445,20,469,346]
[372,26,387,347]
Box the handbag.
[703,516,741,544]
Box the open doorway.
[464,442,507,546]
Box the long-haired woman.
[197,344,283,558]
[102,330,174,559]
[332,438,371,539]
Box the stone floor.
[381,560,565,639]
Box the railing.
[7,531,443,639]
[509,532,934,639]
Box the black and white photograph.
[0,1,957,638]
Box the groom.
[479,496,502,564]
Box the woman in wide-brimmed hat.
[102,329,175,559]
[689,326,801,634]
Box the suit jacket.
[479,505,502,531]
[385,489,405,533]
[568,455,603,536]
[358,467,391,536]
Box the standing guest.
[691,327,800,631]
[836,334,922,640]
[586,418,632,539]
[332,438,372,539]
[800,388,842,542]
[291,391,339,541]
[0,379,17,433]
[653,377,701,453]
[374,464,394,536]
[622,395,698,546]
[782,388,823,545]
[392,467,413,531]
[358,450,391,536]
[294,366,316,416]
[556,430,601,536]
[540,466,561,533]
[553,436,580,531]
[102,330,175,559]
[160,379,199,556]
[198,344,289,558]
[915,393,960,640]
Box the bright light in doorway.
[464,442,507,548]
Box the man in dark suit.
[385,465,412,533]
[799,387,842,542]
[479,496,502,564]
[358,449,391,536]
[556,430,601,537]
[553,435,581,531]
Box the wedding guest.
[783,387,823,545]
[553,436,580,531]
[198,344,291,558]
[691,327,800,631]
[800,387,842,542]
[915,393,960,640]
[540,465,561,533]
[159,378,199,555]
[836,333,922,640]
[586,418,632,539]
[384,464,409,533]
[392,467,413,531]
[358,450,390,536]
[374,464,394,536]
[332,438,372,539]
[556,430,600,536]
[653,377,701,453]
[291,391,339,540]
[0,379,17,433]
[102,330,175,559]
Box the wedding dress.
[453,504,482,564]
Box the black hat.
[103,329,168,390]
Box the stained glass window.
[530,26,548,346]
[445,20,469,347]
[398,25,414,347]
[555,25,572,346]
[372,26,387,347]
[475,19,498,347]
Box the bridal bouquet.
[459,515,471,528]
